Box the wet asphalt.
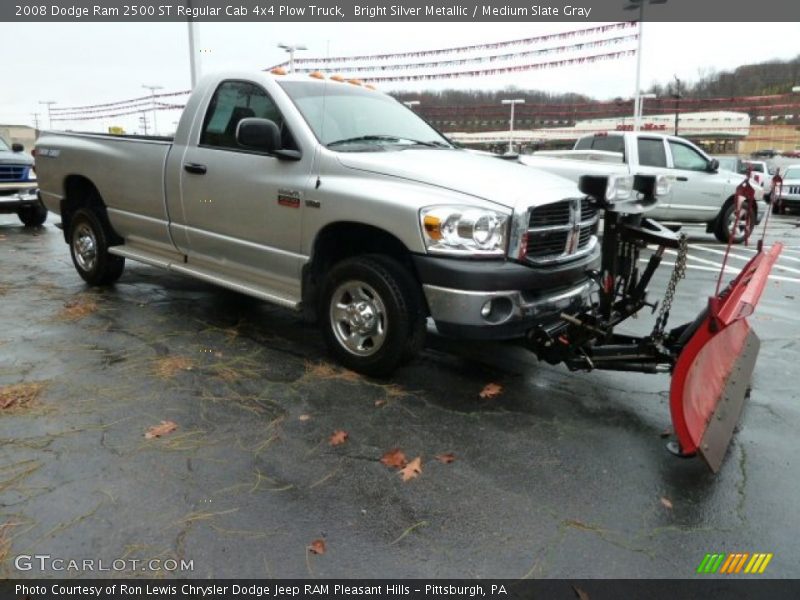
[0,211,799,579]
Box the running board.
[109,245,301,311]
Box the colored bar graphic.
[698,552,772,575]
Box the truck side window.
[591,135,625,156]
[637,138,667,168]
[200,81,295,151]
[668,141,709,171]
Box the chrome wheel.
[72,222,97,272]
[329,280,387,357]
[727,205,751,241]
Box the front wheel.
[17,203,48,227]
[319,255,426,377]
[714,200,754,244]
[68,208,125,285]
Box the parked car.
[773,165,800,214]
[34,72,621,375]
[0,136,47,226]
[716,156,772,201]
[519,132,763,243]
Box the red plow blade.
[669,243,783,472]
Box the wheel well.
[302,222,420,320]
[60,175,121,244]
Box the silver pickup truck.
[35,72,603,375]
[519,131,762,244]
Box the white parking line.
[641,259,800,284]
[688,244,800,273]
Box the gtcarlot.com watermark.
[14,554,194,572]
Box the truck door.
[177,80,310,294]
[664,139,724,223]
[634,136,673,220]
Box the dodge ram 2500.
[34,72,602,375]
[0,136,47,227]
[519,131,763,244]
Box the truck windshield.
[278,81,452,151]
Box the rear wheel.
[68,208,125,285]
[319,255,426,377]
[714,200,754,244]
[17,203,48,227]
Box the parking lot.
[1,211,799,579]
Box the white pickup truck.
[520,131,762,243]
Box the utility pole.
[278,43,307,72]
[39,100,57,130]
[501,98,525,154]
[142,84,164,135]
[672,75,682,136]
[139,112,149,136]
[31,113,40,130]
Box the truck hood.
[336,149,579,210]
[0,149,33,165]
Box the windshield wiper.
[327,135,450,148]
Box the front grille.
[787,185,800,195]
[523,198,598,264]
[0,165,26,182]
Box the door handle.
[184,163,207,175]
[676,176,688,182]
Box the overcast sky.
[3,21,799,133]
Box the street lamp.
[142,84,163,136]
[39,100,57,130]
[624,0,668,131]
[501,98,525,154]
[278,43,307,73]
[403,100,420,109]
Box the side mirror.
[236,118,280,153]
[708,158,719,172]
[11,143,24,152]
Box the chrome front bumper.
[0,184,39,211]
[423,279,594,339]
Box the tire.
[17,202,48,227]
[319,255,426,377]
[68,208,125,285]
[714,200,755,244]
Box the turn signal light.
[347,79,363,86]
[423,215,442,240]
[271,67,287,75]
[330,74,345,82]
[309,71,325,79]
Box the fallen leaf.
[435,453,456,464]
[0,382,45,411]
[660,496,673,510]
[374,399,387,407]
[145,420,178,439]
[298,414,311,421]
[57,297,98,321]
[308,539,326,555]
[329,430,349,446]
[380,448,408,469]
[399,456,422,482]
[479,382,503,400]
[572,585,590,600]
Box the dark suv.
[0,136,46,227]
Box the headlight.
[655,174,671,197]
[605,175,633,203]
[27,167,37,181]
[420,206,508,256]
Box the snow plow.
[526,173,782,472]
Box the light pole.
[278,43,307,73]
[142,84,163,135]
[31,113,40,130]
[403,100,420,109]
[672,75,682,136]
[637,92,656,125]
[501,98,525,154]
[39,101,57,130]
[624,0,668,131]
[186,1,200,87]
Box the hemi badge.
[277,189,301,208]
